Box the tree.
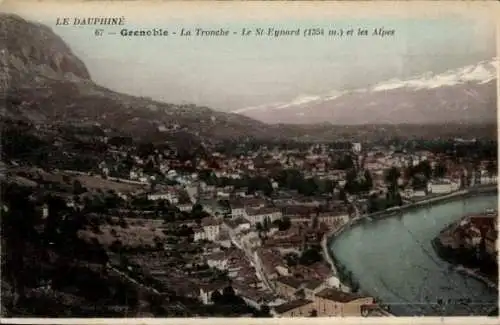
[62,175,71,184]
[110,239,123,253]
[218,286,239,305]
[211,290,222,303]
[299,178,318,196]
[247,176,274,196]
[155,241,164,251]
[263,217,270,231]
[278,216,291,231]
[260,304,271,317]
[351,281,360,293]
[105,193,121,209]
[335,155,354,170]
[311,214,319,229]
[368,194,381,214]
[432,162,447,179]
[416,160,432,180]
[156,199,168,216]
[137,142,155,158]
[363,170,373,191]
[339,188,347,202]
[284,252,299,267]
[486,160,497,177]
[222,286,236,297]
[256,222,263,232]
[384,167,400,193]
[2,183,40,302]
[192,203,207,220]
[44,195,69,240]
[299,246,323,266]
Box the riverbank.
[432,237,498,289]
[365,185,497,223]
[325,184,497,254]
[431,215,498,290]
[327,185,497,244]
[322,220,358,292]
[322,185,498,315]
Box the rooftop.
[304,279,324,290]
[276,276,304,289]
[246,207,281,216]
[204,251,226,261]
[199,281,229,292]
[468,214,496,230]
[273,299,313,314]
[315,288,366,303]
[224,217,250,229]
[229,201,245,209]
[281,206,316,216]
[201,217,223,227]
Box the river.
[329,194,498,316]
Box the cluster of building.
[9,134,497,318]
[85,142,495,316]
[452,210,498,257]
[271,286,374,317]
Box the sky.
[2,1,498,112]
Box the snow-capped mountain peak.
[371,58,498,92]
[234,58,497,125]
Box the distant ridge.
[0,13,286,142]
[235,59,498,125]
[0,13,496,142]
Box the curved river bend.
[329,194,498,316]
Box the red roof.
[469,215,496,231]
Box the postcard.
[0,0,499,323]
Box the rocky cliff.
[0,13,281,142]
[1,13,90,84]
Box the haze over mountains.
[235,59,498,124]
[0,13,497,144]
[0,13,285,142]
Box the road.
[238,234,275,292]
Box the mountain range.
[0,13,497,144]
[235,59,498,125]
[0,13,287,143]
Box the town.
[1,118,497,317]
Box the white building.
[176,203,192,212]
[194,217,223,242]
[244,207,283,225]
[147,192,179,204]
[413,189,427,197]
[427,180,459,194]
[317,211,349,228]
[193,227,206,242]
[200,217,223,241]
[275,265,290,277]
[352,142,362,153]
[325,276,351,293]
[129,170,139,180]
[230,203,246,219]
[216,191,231,199]
[205,252,228,271]
[41,204,49,219]
[223,217,252,237]
[479,173,497,185]
[199,284,227,305]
